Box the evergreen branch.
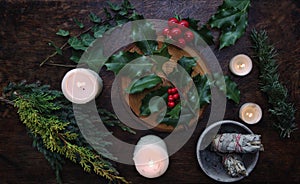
[250,29,297,138]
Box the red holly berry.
[168,17,179,28]
[177,38,186,48]
[168,95,174,102]
[168,88,173,94]
[162,27,170,36]
[168,101,175,108]
[171,88,178,94]
[170,28,182,39]
[178,20,189,28]
[173,93,179,100]
[184,31,194,42]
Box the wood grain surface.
[0,0,299,183]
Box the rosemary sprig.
[250,29,297,138]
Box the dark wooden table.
[0,0,299,183]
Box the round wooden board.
[121,38,209,133]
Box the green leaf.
[92,25,109,38]
[80,33,95,47]
[193,74,211,108]
[167,103,181,119]
[68,37,87,51]
[127,74,162,94]
[73,18,84,29]
[70,50,83,63]
[177,56,197,75]
[214,74,240,104]
[208,0,250,49]
[48,42,62,55]
[129,11,144,20]
[107,1,121,11]
[197,25,214,45]
[56,29,69,37]
[89,12,101,23]
[105,51,141,75]
[140,87,169,116]
[132,22,158,55]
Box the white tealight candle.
[229,54,253,76]
[133,135,169,178]
[239,103,262,124]
[61,68,103,104]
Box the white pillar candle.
[239,103,262,124]
[229,54,253,76]
[133,135,169,178]
[61,68,103,104]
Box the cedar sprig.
[2,81,134,183]
[250,29,297,138]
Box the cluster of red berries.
[167,87,180,108]
[162,17,195,48]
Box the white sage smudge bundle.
[222,154,247,177]
[211,133,264,153]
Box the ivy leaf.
[140,87,168,116]
[70,50,83,63]
[68,37,87,51]
[105,51,141,75]
[80,33,95,47]
[73,18,84,29]
[208,0,250,49]
[56,29,69,37]
[107,1,121,11]
[127,74,162,94]
[92,25,109,38]
[48,42,62,55]
[193,74,211,108]
[177,56,197,75]
[89,12,101,23]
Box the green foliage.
[3,81,134,183]
[213,74,240,104]
[177,56,197,75]
[208,0,250,49]
[127,74,162,94]
[251,29,297,138]
[193,74,211,108]
[41,0,144,67]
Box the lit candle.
[239,103,262,124]
[229,54,253,76]
[133,135,169,178]
[61,68,103,104]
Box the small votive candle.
[133,135,169,178]
[61,68,103,104]
[239,103,262,124]
[229,54,253,76]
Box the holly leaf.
[213,74,240,104]
[177,56,197,75]
[208,0,250,49]
[89,12,101,23]
[185,17,214,45]
[197,25,214,45]
[56,29,69,37]
[107,1,121,11]
[68,37,87,51]
[140,87,169,116]
[70,50,83,63]
[80,33,95,47]
[193,74,211,108]
[132,22,158,55]
[73,18,84,29]
[167,103,181,119]
[127,74,162,94]
[105,51,141,75]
